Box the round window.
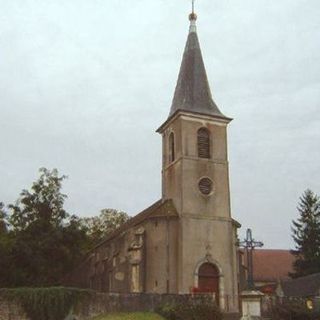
[198,177,213,195]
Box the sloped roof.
[169,18,227,120]
[251,249,295,282]
[93,199,178,250]
[257,283,278,295]
[281,273,320,297]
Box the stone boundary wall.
[0,292,216,320]
[0,297,28,320]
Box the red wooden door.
[198,263,219,304]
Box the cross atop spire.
[189,0,197,33]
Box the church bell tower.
[157,10,240,313]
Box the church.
[68,9,241,315]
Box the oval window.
[198,177,213,195]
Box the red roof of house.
[252,249,295,282]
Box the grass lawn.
[91,312,165,320]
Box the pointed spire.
[168,9,227,119]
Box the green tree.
[3,168,88,287]
[80,208,129,247]
[290,189,320,278]
[0,202,8,234]
[0,202,14,286]
[8,168,68,231]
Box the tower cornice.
[156,110,232,134]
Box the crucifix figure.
[239,229,263,290]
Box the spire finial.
[189,0,197,33]
[189,0,197,21]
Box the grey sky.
[1,0,319,249]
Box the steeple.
[169,10,227,119]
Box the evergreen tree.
[290,189,320,278]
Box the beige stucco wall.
[162,113,231,219]
[178,217,239,311]
[68,214,179,295]
[144,218,179,293]
[160,111,239,312]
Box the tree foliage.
[0,202,8,234]
[0,168,129,288]
[8,168,68,231]
[1,168,88,287]
[0,202,13,286]
[290,189,320,278]
[80,208,129,247]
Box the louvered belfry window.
[198,128,210,158]
[169,132,175,163]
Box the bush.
[272,300,320,320]
[0,287,93,320]
[155,301,222,320]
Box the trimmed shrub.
[0,287,93,320]
[272,300,320,320]
[155,301,222,320]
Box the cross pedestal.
[240,290,264,320]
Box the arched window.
[169,132,175,163]
[197,128,210,158]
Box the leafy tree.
[0,202,14,286]
[3,168,88,287]
[0,202,8,234]
[80,208,129,247]
[290,189,320,278]
[8,168,68,231]
[0,168,129,287]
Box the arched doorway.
[198,263,219,304]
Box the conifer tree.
[290,189,320,278]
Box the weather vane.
[192,0,195,14]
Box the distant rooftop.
[281,272,320,297]
[251,249,295,282]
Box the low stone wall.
[0,297,28,320]
[0,292,216,320]
[73,292,218,319]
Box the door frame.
[194,257,225,308]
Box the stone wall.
[0,292,219,320]
[0,298,28,320]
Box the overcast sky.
[1,0,319,249]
